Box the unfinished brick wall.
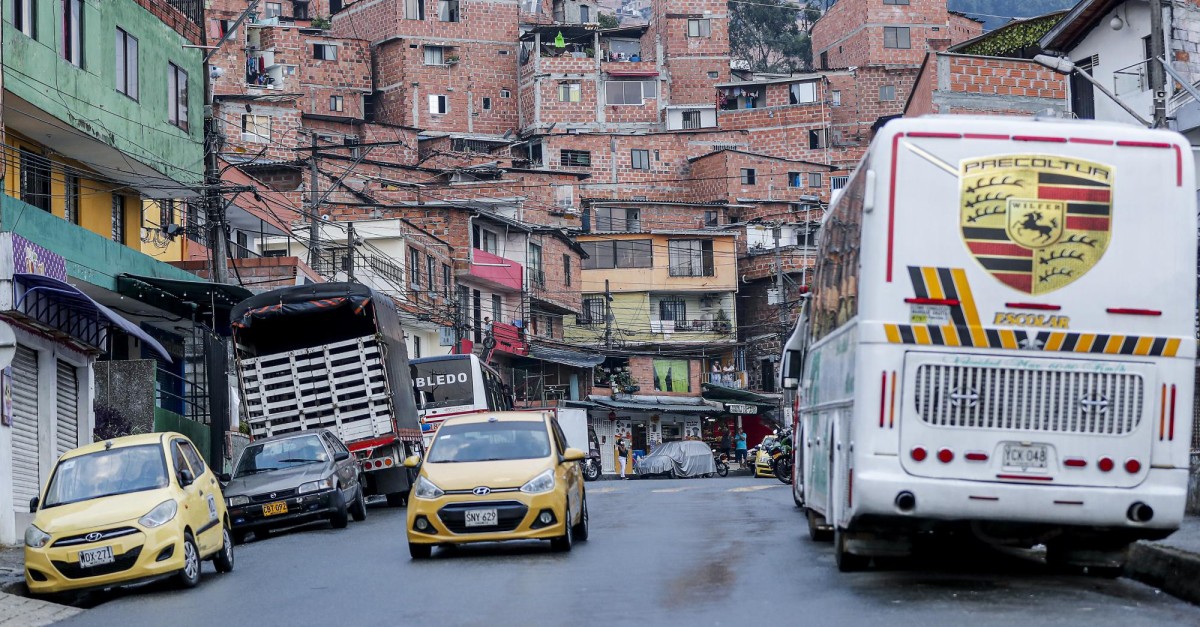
[905,53,1068,117]
[654,0,730,106]
[948,12,984,45]
[812,0,957,69]
[527,232,584,314]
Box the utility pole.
[1149,0,1168,128]
[307,134,322,269]
[604,279,613,349]
[773,224,787,330]
[345,221,356,282]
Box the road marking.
[651,487,693,493]
[590,487,619,494]
[728,485,786,492]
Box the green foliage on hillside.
[955,12,1065,57]
[729,0,821,73]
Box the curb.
[0,591,82,626]
[1125,541,1200,605]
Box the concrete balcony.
[468,248,523,292]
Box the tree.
[729,0,819,73]
[598,12,619,29]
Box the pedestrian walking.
[617,437,629,479]
[735,429,748,467]
[720,429,732,459]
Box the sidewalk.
[0,545,81,626]
[1125,515,1200,605]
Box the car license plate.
[262,501,288,517]
[78,546,115,568]
[464,509,498,527]
[1003,443,1048,471]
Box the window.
[631,149,650,171]
[112,194,126,243]
[500,89,511,98]
[563,254,571,286]
[741,168,756,185]
[62,0,83,66]
[438,0,459,21]
[115,28,139,99]
[167,63,189,131]
[580,240,652,269]
[883,0,909,4]
[63,173,80,225]
[704,211,719,227]
[879,85,896,101]
[14,0,35,37]
[668,239,715,277]
[579,5,589,22]
[604,80,656,105]
[330,95,344,112]
[472,289,482,342]
[160,199,176,230]
[19,149,52,212]
[443,263,452,298]
[424,46,445,65]
[687,18,711,37]
[831,90,841,106]
[789,82,816,104]
[884,27,910,49]
[473,225,499,254]
[800,223,820,248]
[429,94,448,114]
[653,360,690,393]
[593,207,640,232]
[405,0,424,19]
[412,335,422,358]
[482,97,492,110]
[681,110,702,129]
[265,2,282,17]
[831,175,849,191]
[235,231,249,259]
[241,114,270,143]
[313,44,338,60]
[409,248,422,288]
[529,243,544,286]
[560,150,591,167]
[658,299,686,327]
[788,172,803,188]
[294,3,309,19]
[558,82,581,102]
[581,297,605,325]
[809,172,823,188]
[809,129,826,149]
[707,71,719,79]
[491,294,502,321]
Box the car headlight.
[297,478,335,495]
[24,525,50,549]
[227,495,250,507]
[520,469,555,495]
[138,500,179,529]
[413,476,444,500]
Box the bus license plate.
[262,501,288,517]
[1003,443,1048,470]
[78,546,115,568]
[909,304,950,325]
[464,509,498,527]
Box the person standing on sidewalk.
[735,429,748,467]
[616,437,629,479]
[720,430,732,460]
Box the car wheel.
[330,488,350,529]
[176,533,202,589]
[350,484,368,522]
[409,542,432,559]
[550,505,574,552]
[572,498,589,542]
[213,527,235,573]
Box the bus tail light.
[1169,384,1177,441]
[937,448,954,463]
[910,446,928,462]
[384,458,394,467]
[1124,458,1142,474]
[964,452,988,462]
[1098,457,1115,472]
[1063,457,1087,468]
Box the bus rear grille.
[913,364,1143,435]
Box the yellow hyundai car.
[24,433,235,595]
[404,411,588,559]
[753,436,779,478]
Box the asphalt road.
[54,477,1200,627]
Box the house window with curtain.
[668,239,714,277]
[653,359,690,392]
[563,253,571,286]
[658,299,686,329]
[61,0,83,66]
[438,0,459,21]
[529,243,544,286]
[167,63,189,131]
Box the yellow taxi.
[24,433,235,595]
[753,436,779,478]
[404,411,588,558]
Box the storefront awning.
[118,274,254,332]
[14,273,172,361]
[590,397,720,414]
[525,345,604,369]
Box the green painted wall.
[154,408,211,462]
[2,0,204,185]
[2,195,200,290]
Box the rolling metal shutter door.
[11,346,40,512]
[56,360,79,458]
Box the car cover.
[635,441,717,477]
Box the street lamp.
[1033,54,1153,128]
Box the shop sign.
[12,234,67,281]
[726,403,758,415]
[439,326,456,346]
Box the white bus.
[780,116,1196,573]
[410,354,511,446]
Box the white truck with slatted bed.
[230,283,423,506]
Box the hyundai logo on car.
[472,487,491,496]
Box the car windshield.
[42,445,169,508]
[427,421,551,463]
[235,434,328,477]
[760,436,777,449]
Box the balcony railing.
[707,371,747,390]
[650,319,733,334]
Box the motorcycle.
[712,450,730,477]
[769,429,794,485]
[581,429,603,482]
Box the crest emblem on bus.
[960,154,1113,295]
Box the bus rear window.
[412,360,474,409]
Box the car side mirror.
[217,473,232,483]
[178,468,195,487]
[402,455,422,468]
[334,450,350,462]
[29,496,39,513]
[562,448,586,463]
